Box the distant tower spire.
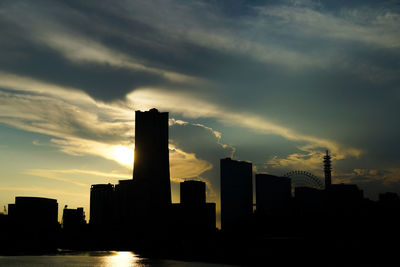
[324,150,332,189]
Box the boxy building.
[220,158,253,231]
[255,174,292,216]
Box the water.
[0,251,233,267]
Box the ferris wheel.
[283,170,324,190]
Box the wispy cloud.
[337,168,400,186]
[0,70,135,165]
[101,0,400,71]
[39,32,203,84]
[0,69,364,181]
[0,186,87,198]
[23,169,87,187]
[23,168,132,187]
[128,88,362,163]
[0,71,218,181]
[0,3,204,85]
[254,4,400,48]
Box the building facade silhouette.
[62,206,86,230]
[180,180,206,205]
[89,109,172,235]
[133,108,171,208]
[255,174,291,216]
[171,180,216,234]
[90,184,114,227]
[8,197,58,229]
[220,158,253,231]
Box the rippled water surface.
[0,251,232,267]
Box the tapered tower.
[324,150,332,189]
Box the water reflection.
[103,251,144,267]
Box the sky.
[0,0,399,226]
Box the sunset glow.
[111,145,134,167]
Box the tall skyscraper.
[220,158,253,231]
[324,150,332,189]
[133,108,171,208]
[89,108,172,232]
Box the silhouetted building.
[171,180,216,235]
[256,174,291,216]
[378,192,400,216]
[90,184,114,227]
[7,203,15,218]
[326,183,363,215]
[114,179,135,226]
[0,213,8,229]
[324,150,332,189]
[4,197,59,252]
[62,206,86,231]
[180,180,206,205]
[133,108,171,208]
[294,186,324,214]
[8,196,58,230]
[379,192,400,203]
[220,158,252,231]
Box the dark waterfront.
[0,251,234,267]
[1,250,399,267]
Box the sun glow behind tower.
[112,145,134,167]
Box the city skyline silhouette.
[1,0,400,265]
[2,107,400,266]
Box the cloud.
[254,3,400,48]
[169,119,235,200]
[0,68,365,189]
[329,167,400,200]
[38,32,203,85]
[128,88,362,162]
[99,0,326,69]
[170,119,235,160]
[0,71,218,183]
[94,0,400,72]
[169,145,213,182]
[0,1,205,84]
[22,168,132,187]
[0,70,135,161]
[338,168,400,186]
[0,186,87,198]
[266,151,325,174]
